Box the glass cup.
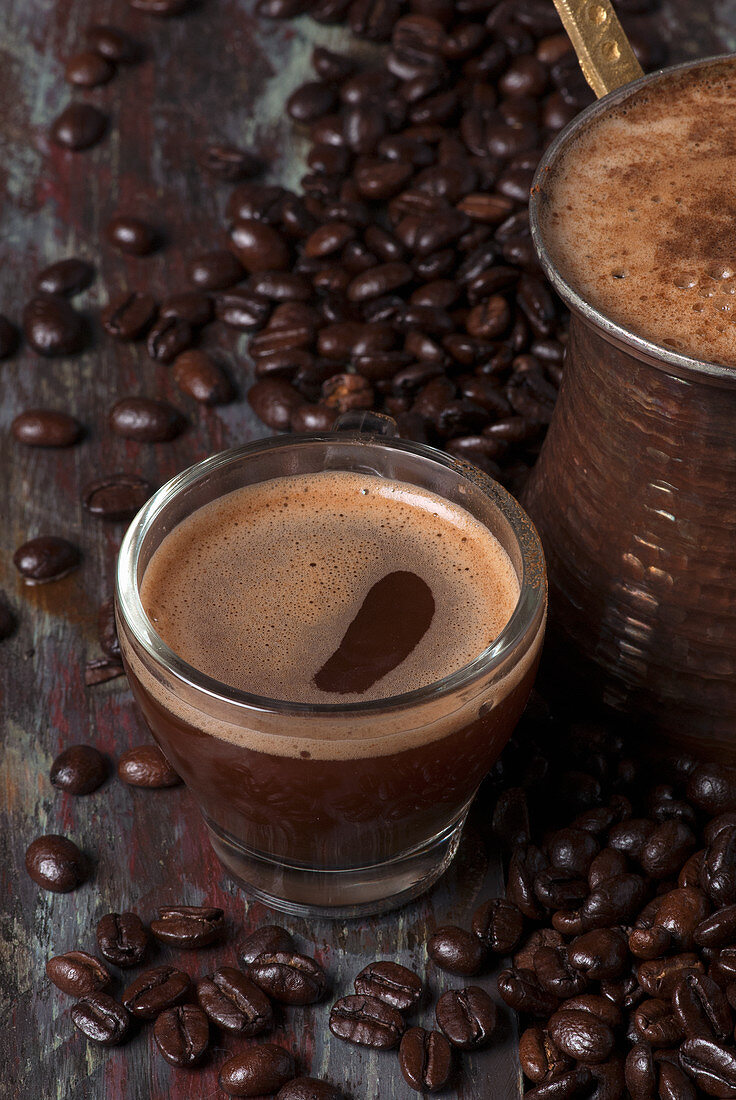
[524,54,736,759]
[116,422,546,918]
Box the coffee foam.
[541,60,736,367]
[121,470,541,761]
[140,470,519,703]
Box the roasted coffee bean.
[199,143,263,181]
[561,993,623,1030]
[248,271,311,301]
[680,1037,736,1097]
[288,81,338,122]
[50,745,107,795]
[688,764,736,815]
[230,219,290,272]
[568,929,628,980]
[329,994,405,1049]
[122,965,191,1019]
[276,1079,345,1100]
[248,378,303,431]
[83,473,152,521]
[25,834,89,892]
[322,372,374,411]
[160,291,213,327]
[101,291,157,339]
[658,1061,698,1100]
[197,966,273,1034]
[109,397,185,442]
[427,925,485,975]
[640,820,696,879]
[249,952,327,1005]
[117,744,181,787]
[14,537,80,584]
[215,288,271,329]
[96,911,149,968]
[632,997,683,1046]
[472,898,524,953]
[50,104,107,150]
[85,24,140,63]
[549,828,600,877]
[580,873,648,928]
[547,1008,614,1064]
[435,985,497,1050]
[648,887,710,953]
[12,409,82,447]
[151,905,224,949]
[46,951,111,996]
[507,844,548,920]
[703,826,736,906]
[219,1044,296,1097]
[147,316,193,363]
[696,905,736,949]
[173,350,232,404]
[637,954,704,999]
[291,403,335,431]
[71,993,131,1046]
[106,215,158,256]
[153,1004,209,1067]
[187,249,245,290]
[305,222,357,258]
[23,295,85,356]
[0,315,18,358]
[673,972,732,1041]
[515,930,564,973]
[239,925,296,966]
[625,1042,656,1099]
[399,1026,452,1092]
[497,968,560,1016]
[534,945,588,998]
[36,258,94,296]
[523,1066,593,1100]
[519,1025,573,1083]
[317,320,395,358]
[65,50,115,87]
[354,961,422,1011]
[534,867,588,910]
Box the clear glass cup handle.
[331,410,398,437]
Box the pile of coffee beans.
[45,909,340,1093]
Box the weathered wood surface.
[0,3,732,1099]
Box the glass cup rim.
[116,432,546,718]
[529,51,736,385]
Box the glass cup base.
[203,808,470,920]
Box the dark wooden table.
[1,3,731,1098]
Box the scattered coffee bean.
[12,409,82,447]
[23,295,85,356]
[219,1044,296,1097]
[215,288,271,329]
[200,144,263,181]
[106,215,158,256]
[230,219,290,272]
[427,926,485,975]
[399,1026,453,1093]
[85,24,140,63]
[472,898,524,953]
[50,745,107,795]
[147,316,193,363]
[71,993,131,1046]
[187,250,245,291]
[96,911,149,968]
[122,965,191,1018]
[153,1004,209,1067]
[249,952,327,1005]
[239,925,296,966]
[46,951,111,997]
[101,291,157,340]
[82,473,152,520]
[160,292,213,327]
[35,258,94,296]
[50,103,107,150]
[64,51,115,87]
[354,961,422,1011]
[248,378,302,431]
[25,834,89,892]
[117,744,182,787]
[172,349,232,404]
[680,1037,736,1096]
[109,397,186,442]
[196,966,273,1034]
[150,905,224,949]
[13,537,80,584]
[435,986,497,1050]
[329,994,405,1049]
[276,1079,345,1100]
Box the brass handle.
[551,0,644,98]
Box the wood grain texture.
[0,2,732,1098]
